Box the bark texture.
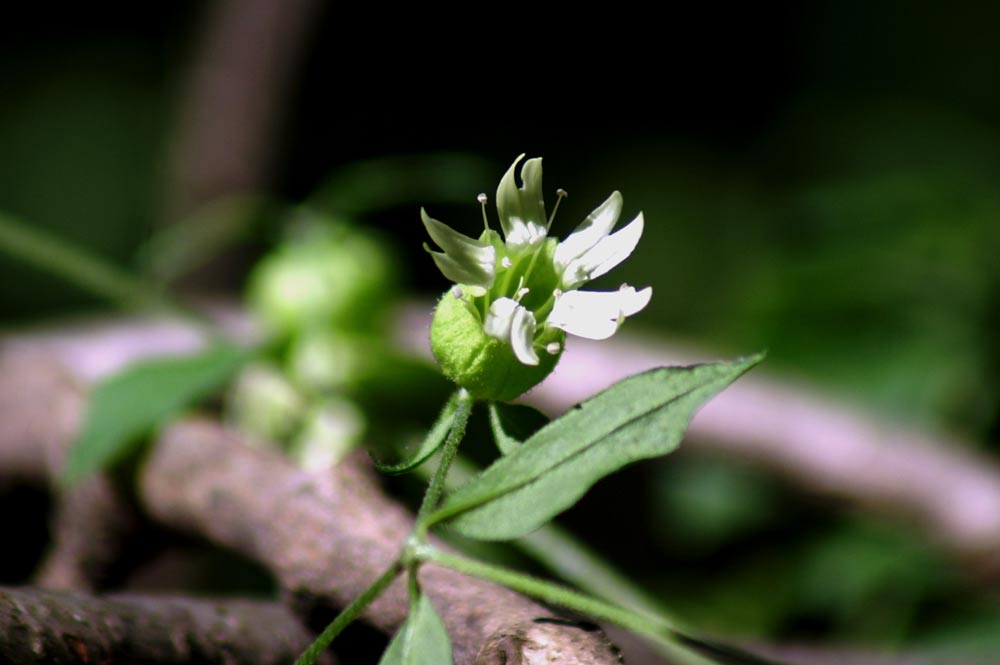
[0,348,621,664]
[0,587,328,665]
[0,349,135,591]
[141,419,621,665]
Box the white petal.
[483,298,539,366]
[505,219,548,250]
[560,212,644,289]
[553,191,622,269]
[547,286,652,340]
[496,155,548,252]
[510,305,539,365]
[483,297,519,340]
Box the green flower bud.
[226,363,305,445]
[247,215,395,336]
[289,399,365,471]
[430,287,564,402]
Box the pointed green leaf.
[429,354,764,540]
[63,344,251,485]
[488,402,550,455]
[378,595,453,665]
[372,392,460,475]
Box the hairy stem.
[295,562,402,665]
[415,389,474,529]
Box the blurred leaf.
[488,402,549,455]
[63,344,251,485]
[918,608,1000,660]
[793,522,944,641]
[431,355,763,540]
[378,594,453,665]
[140,195,275,285]
[649,457,777,554]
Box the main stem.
[415,388,474,532]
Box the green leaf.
[429,354,764,540]
[372,391,460,475]
[379,594,453,665]
[488,402,549,455]
[63,344,251,485]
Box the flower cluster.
[423,155,651,400]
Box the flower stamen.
[478,193,490,230]
[547,188,568,227]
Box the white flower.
[424,155,652,371]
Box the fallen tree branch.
[10,306,1000,575]
[0,586,329,665]
[141,418,621,664]
[0,349,621,664]
[9,305,1000,576]
[0,351,136,592]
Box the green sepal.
[430,288,563,402]
[371,392,460,475]
[421,208,495,289]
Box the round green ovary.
[430,289,563,402]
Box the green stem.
[415,389,473,529]
[417,546,673,638]
[0,211,220,336]
[418,546,722,665]
[294,562,402,665]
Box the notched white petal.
[547,285,652,340]
[483,297,539,366]
[496,155,547,252]
[560,212,644,289]
[422,208,496,287]
[553,191,623,269]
